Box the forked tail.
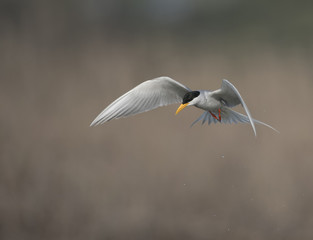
[191,108,279,135]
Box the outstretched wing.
[211,79,256,136]
[191,108,279,134]
[90,76,191,126]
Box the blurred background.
[1,0,313,239]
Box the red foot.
[209,109,221,122]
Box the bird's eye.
[182,91,200,104]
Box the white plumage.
[90,76,278,136]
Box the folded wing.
[90,76,191,126]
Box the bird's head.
[176,91,200,115]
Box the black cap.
[182,91,200,104]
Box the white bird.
[90,76,278,136]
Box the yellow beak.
[175,103,189,115]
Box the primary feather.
[90,76,190,126]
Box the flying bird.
[90,77,278,136]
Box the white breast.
[195,91,222,111]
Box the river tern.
[90,76,278,135]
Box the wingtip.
[251,126,257,137]
[250,119,257,137]
[90,119,100,127]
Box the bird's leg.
[209,109,221,122]
[218,108,221,121]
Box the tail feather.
[190,108,279,134]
